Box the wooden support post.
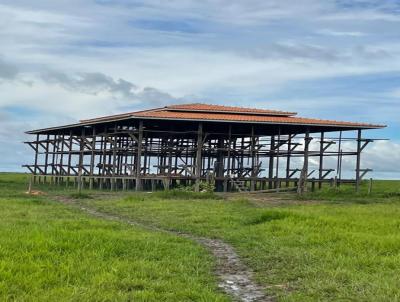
[250,126,256,191]
[227,125,232,178]
[286,134,292,187]
[28,174,32,194]
[318,132,324,189]
[51,134,57,176]
[275,127,281,191]
[135,121,143,191]
[268,136,275,189]
[297,129,311,195]
[216,135,225,192]
[100,127,108,188]
[111,125,117,191]
[195,123,203,192]
[44,134,49,182]
[368,178,373,195]
[89,127,96,190]
[167,136,173,190]
[355,129,362,192]
[33,134,39,180]
[67,131,73,178]
[336,131,342,186]
[58,134,65,185]
[77,128,85,193]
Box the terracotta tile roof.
[78,103,384,129]
[165,103,296,116]
[133,110,384,128]
[80,107,164,123]
[80,103,295,123]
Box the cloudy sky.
[0,0,399,178]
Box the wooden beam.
[297,129,311,195]
[268,136,275,189]
[89,127,96,189]
[195,122,203,192]
[355,129,362,192]
[135,121,143,191]
[318,132,324,189]
[34,134,39,175]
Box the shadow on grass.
[154,190,222,200]
[123,190,223,202]
[69,192,93,199]
[246,210,291,225]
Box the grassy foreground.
[2,173,400,301]
[0,173,228,301]
[81,180,400,301]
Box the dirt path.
[56,197,274,302]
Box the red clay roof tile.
[78,103,385,129]
[165,103,296,116]
[134,110,384,128]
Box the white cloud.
[317,29,366,37]
[0,0,398,176]
[320,11,400,22]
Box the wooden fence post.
[368,178,373,195]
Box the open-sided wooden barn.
[24,103,385,192]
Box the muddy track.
[56,197,274,302]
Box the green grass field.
[1,173,400,301]
[0,173,228,302]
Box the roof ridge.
[164,103,297,116]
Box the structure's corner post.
[33,134,40,184]
[135,121,144,191]
[297,129,311,195]
[195,122,203,192]
[355,129,362,192]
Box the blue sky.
[0,0,399,177]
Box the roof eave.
[25,115,386,134]
[129,116,385,129]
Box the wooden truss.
[24,121,383,192]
